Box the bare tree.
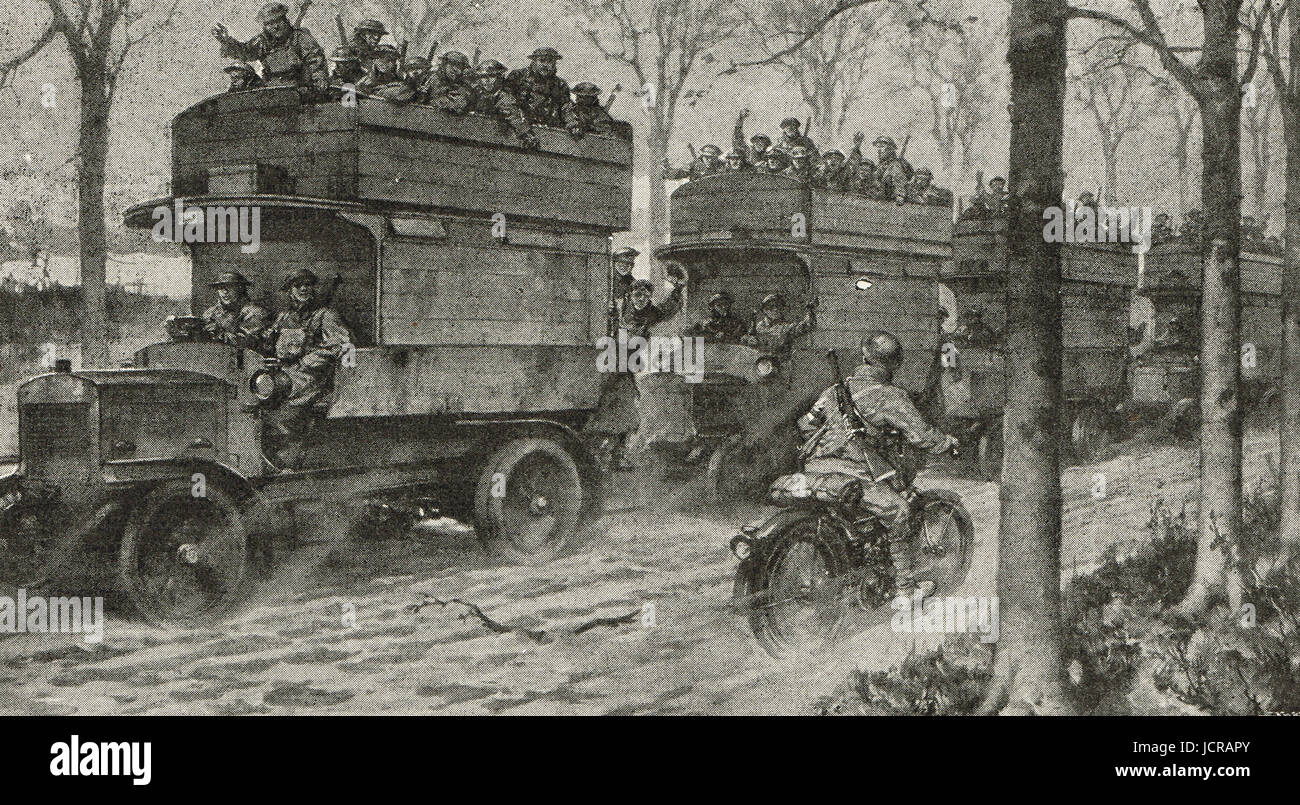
[1241,76,1277,219]
[976,0,1074,716]
[569,0,743,261]
[740,0,892,144]
[1073,0,1265,616]
[1070,38,1162,202]
[0,0,178,368]
[891,1,1007,188]
[1150,77,1199,213]
[1259,1,1300,550]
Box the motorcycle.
[728,350,975,658]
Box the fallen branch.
[407,596,642,643]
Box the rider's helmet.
[860,330,904,377]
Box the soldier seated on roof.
[212,3,328,98]
[328,46,364,89]
[723,149,750,173]
[418,50,474,114]
[873,136,914,204]
[776,117,817,157]
[757,149,791,176]
[568,82,615,137]
[815,148,855,191]
[349,18,387,65]
[224,63,263,92]
[401,56,432,97]
[664,145,724,180]
[784,146,816,183]
[733,109,772,167]
[906,167,952,206]
[507,47,579,133]
[357,44,415,102]
[684,291,748,343]
[470,60,540,149]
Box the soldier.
[757,149,791,176]
[906,167,952,206]
[224,63,263,92]
[349,19,387,65]
[471,60,539,149]
[621,274,686,339]
[873,136,913,204]
[797,331,959,597]
[263,268,353,470]
[952,305,997,346]
[418,50,474,114]
[723,149,750,172]
[849,133,879,196]
[212,3,328,97]
[611,245,639,317]
[356,44,414,101]
[506,47,579,132]
[783,146,816,183]
[664,145,724,180]
[328,46,364,87]
[1151,212,1175,245]
[776,117,817,157]
[733,109,772,167]
[401,56,432,96]
[815,149,855,191]
[685,291,747,343]
[569,82,615,137]
[201,271,270,350]
[742,293,817,354]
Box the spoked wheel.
[976,419,1004,482]
[474,437,584,564]
[1070,404,1113,464]
[738,517,850,658]
[119,479,252,625]
[910,493,975,596]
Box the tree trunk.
[646,117,670,286]
[1103,140,1119,204]
[78,67,112,369]
[1279,106,1300,548]
[1178,5,1244,615]
[977,0,1074,716]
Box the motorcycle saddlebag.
[768,472,863,508]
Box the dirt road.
[0,427,1278,715]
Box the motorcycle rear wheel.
[737,516,851,658]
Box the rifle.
[400,40,409,60]
[294,0,312,27]
[335,14,347,46]
[427,40,439,61]
[322,273,344,307]
[803,115,811,136]
[603,84,619,111]
[687,143,698,160]
[899,133,911,160]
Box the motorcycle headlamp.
[730,535,754,560]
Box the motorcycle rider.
[797,330,958,598]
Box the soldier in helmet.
[349,19,387,65]
[224,63,263,92]
[906,167,953,206]
[742,293,817,354]
[848,132,879,196]
[328,47,364,88]
[953,305,997,346]
[797,330,959,598]
[733,109,773,167]
[471,60,539,149]
[1151,211,1175,245]
[201,271,270,349]
[873,136,914,204]
[401,56,432,96]
[569,82,615,137]
[418,50,474,114]
[783,146,816,183]
[357,43,414,102]
[814,148,855,191]
[723,149,750,173]
[685,291,748,343]
[757,149,791,176]
[213,3,328,97]
[776,117,817,157]
[664,145,724,180]
[506,47,579,132]
[262,268,353,470]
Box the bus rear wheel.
[474,437,584,564]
